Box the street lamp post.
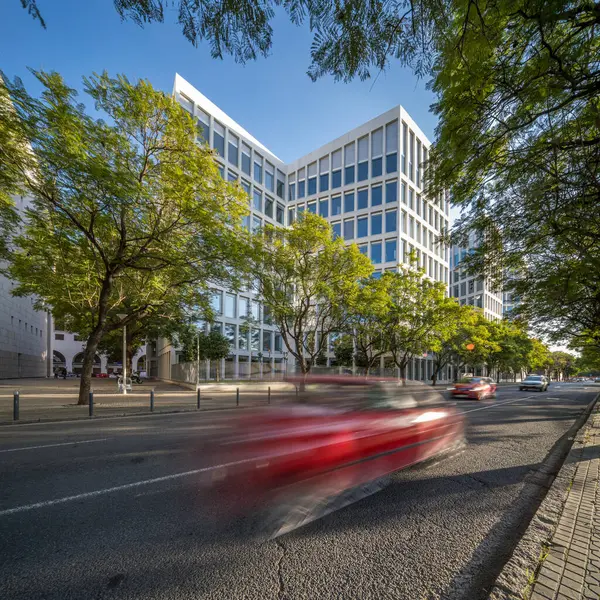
[196,331,200,390]
[117,314,127,395]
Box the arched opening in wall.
[53,351,66,375]
[72,352,101,375]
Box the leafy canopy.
[251,212,372,374]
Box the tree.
[485,321,533,383]
[347,276,392,375]
[0,70,248,404]
[527,339,553,376]
[332,334,354,368]
[429,304,497,385]
[383,260,452,382]
[197,330,231,381]
[549,351,577,381]
[251,212,372,380]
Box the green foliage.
[0,70,248,403]
[382,259,453,379]
[527,339,553,374]
[252,212,372,374]
[332,334,354,367]
[484,321,533,381]
[428,1,600,348]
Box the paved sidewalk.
[530,411,600,600]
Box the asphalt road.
[0,383,597,600]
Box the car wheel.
[519,387,524,391]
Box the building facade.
[0,194,51,379]
[155,74,452,382]
[450,243,504,322]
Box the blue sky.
[1,0,438,164]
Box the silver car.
[519,375,549,392]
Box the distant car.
[450,376,497,401]
[594,378,600,383]
[520,375,549,392]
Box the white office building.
[0,194,51,378]
[154,74,451,382]
[449,243,504,321]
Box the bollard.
[150,390,155,412]
[13,391,19,421]
[197,387,201,410]
[295,385,299,398]
[268,386,271,405]
[89,391,94,418]
[236,387,240,407]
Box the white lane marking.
[0,438,109,454]
[459,395,534,415]
[0,458,255,517]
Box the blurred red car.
[450,376,497,400]
[205,376,465,537]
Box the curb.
[487,392,600,599]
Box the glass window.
[227,171,237,182]
[345,165,355,185]
[254,155,263,184]
[385,239,397,263]
[416,140,422,187]
[217,164,224,179]
[386,120,398,153]
[386,153,397,174]
[307,201,317,214]
[225,293,236,318]
[211,290,223,315]
[253,190,262,211]
[332,169,342,189]
[239,296,249,318]
[401,122,408,174]
[372,128,383,157]
[409,216,415,239]
[252,215,262,232]
[276,170,285,199]
[359,245,368,255]
[242,215,250,230]
[358,161,368,181]
[213,122,225,157]
[265,163,274,192]
[319,173,329,192]
[332,149,342,170]
[241,143,251,175]
[225,324,236,348]
[344,219,354,240]
[265,196,274,218]
[298,180,305,198]
[409,131,415,182]
[297,204,305,215]
[372,185,382,206]
[401,182,406,204]
[288,182,296,202]
[409,188,414,210]
[386,181,397,203]
[401,210,407,233]
[332,222,341,239]
[357,216,368,238]
[371,213,382,235]
[331,196,342,216]
[179,93,193,113]
[358,188,368,210]
[344,192,355,213]
[345,143,355,166]
[274,333,283,352]
[320,155,329,173]
[371,242,382,264]
[386,209,397,233]
[251,328,260,351]
[372,157,382,178]
[308,177,317,195]
[262,330,272,352]
[319,198,329,218]
[197,109,210,142]
[228,133,238,166]
[416,194,421,217]
[276,203,284,224]
[288,207,296,224]
[251,300,260,321]
[358,136,368,162]
[238,328,248,350]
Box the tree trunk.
[78,327,105,405]
[215,362,220,382]
[432,371,438,386]
[399,362,407,385]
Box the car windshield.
[525,376,543,381]
[459,377,483,384]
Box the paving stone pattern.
[530,414,600,600]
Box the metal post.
[196,333,200,390]
[13,391,19,421]
[89,391,94,417]
[122,323,127,395]
[268,386,271,405]
[197,387,201,410]
[236,387,240,407]
[150,390,154,412]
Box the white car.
[520,375,549,392]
